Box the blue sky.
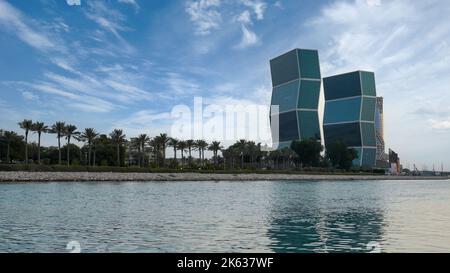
[1,0,450,170]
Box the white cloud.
[0,1,55,51]
[22,91,39,101]
[236,25,259,48]
[240,0,267,20]
[85,1,135,54]
[366,0,381,7]
[186,0,222,35]
[431,120,450,130]
[306,0,450,167]
[112,110,174,137]
[118,0,139,11]
[66,0,81,6]
[235,10,252,24]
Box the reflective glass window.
[362,148,376,167]
[271,80,299,113]
[270,50,299,87]
[298,49,321,79]
[323,71,362,100]
[278,111,299,142]
[324,122,361,147]
[298,111,321,140]
[324,97,361,124]
[361,97,376,121]
[361,122,376,147]
[298,80,320,109]
[361,71,376,96]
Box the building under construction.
[375,97,389,168]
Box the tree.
[137,134,150,167]
[50,122,66,165]
[208,141,223,166]
[195,140,208,166]
[154,133,170,167]
[80,128,99,166]
[168,138,179,161]
[290,139,323,167]
[326,140,358,170]
[178,140,187,166]
[31,122,49,164]
[109,129,126,166]
[0,131,22,163]
[185,139,195,162]
[236,140,248,168]
[64,125,79,166]
[18,119,33,164]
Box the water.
[0,180,449,253]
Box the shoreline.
[0,171,448,182]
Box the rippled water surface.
[1,180,450,253]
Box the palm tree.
[50,122,66,165]
[80,128,99,166]
[185,139,195,161]
[1,131,21,163]
[168,138,179,161]
[64,124,79,166]
[18,119,33,164]
[129,137,141,166]
[236,139,248,168]
[109,129,126,167]
[195,140,208,166]
[178,140,187,166]
[148,138,159,166]
[137,134,150,167]
[208,141,223,166]
[31,122,49,164]
[91,136,101,167]
[153,133,170,167]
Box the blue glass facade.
[270,49,321,149]
[323,71,377,167]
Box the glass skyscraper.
[270,49,322,149]
[323,71,377,167]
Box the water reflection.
[266,182,386,252]
[0,180,449,252]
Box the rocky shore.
[0,171,448,182]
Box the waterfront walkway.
[0,171,448,182]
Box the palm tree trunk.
[38,132,41,164]
[67,138,70,166]
[25,132,28,164]
[88,143,91,166]
[173,148,177,161]
[7,143,10,163]
[93,151,96,167]
[58,135,61,165]
[138,147,141,167]
[202,149,205,166]
[116,143,120,166]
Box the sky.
[0,0,450,170]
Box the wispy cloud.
[306,0,450,166]
[118,0,140,11]
[236,24,259,49]
[186,0,222,35]
[66,0,81,6]
[0,1,55,51]
[431,120,450,130]
[240,0,267,20]
[85,1,135,54]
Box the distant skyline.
[1,0,450,170]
